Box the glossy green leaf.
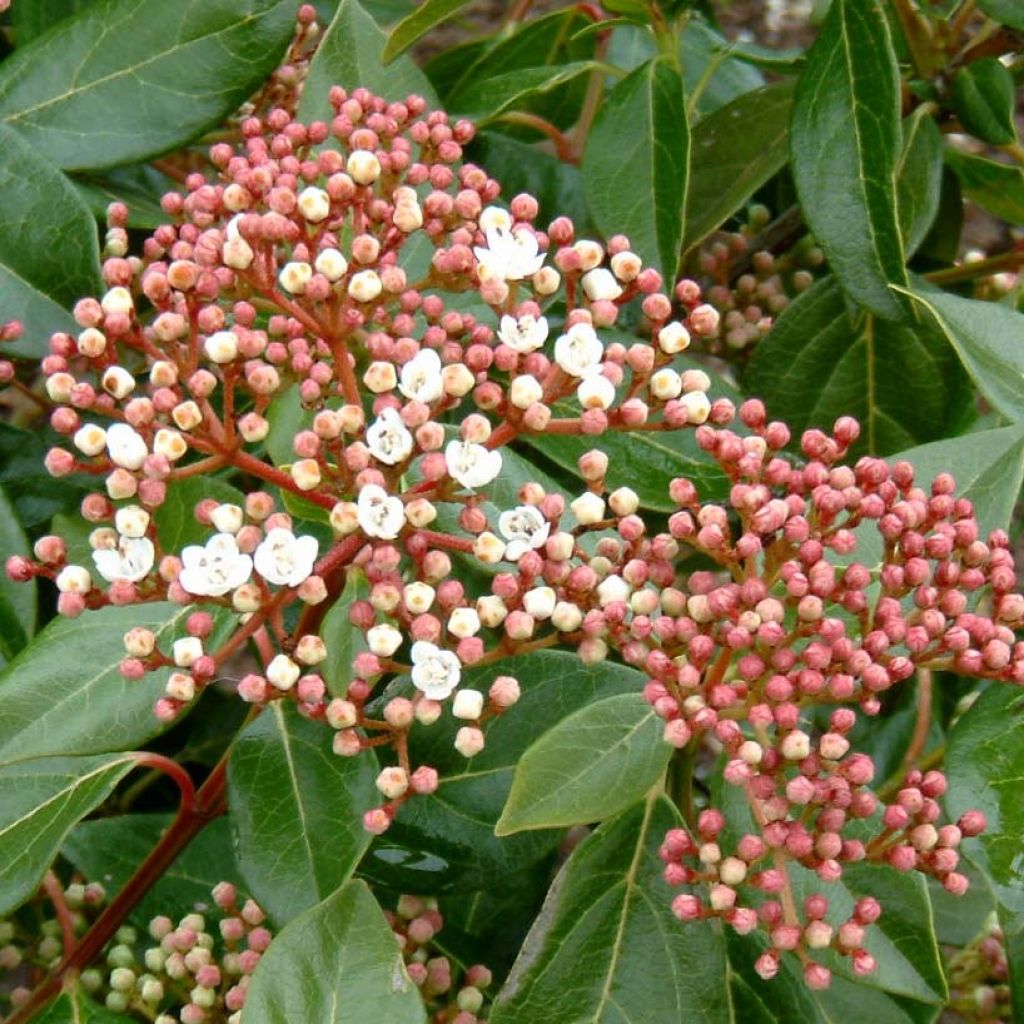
[0,422,90,526]
[244,878,427,1024]
[683,80,795,250]
[945,148,1024,225]
[897,284,1024,422]
[0,0,295,171]
[946,685,1024,1021]
[584,57,688,278]
[154,476,246,553]
[72,165,176,229]
[452,61,600,124]
[0,752,135,914]
[0,123,100,359]
[0,603,210,762]
[745,276,972,456]
[365,651,646,892]
[496,693,670,835]
[12,0,93,44]
[951,58,1017,146]
[298,0,437,124]
[491,796,732,1024]
[383,0,474,63]
[63,813,244,927]
[0,483,36,666]
[228,702,378,925]
[896,109,943,256]
[319,568,370,697]
[977,0,1024,28]
[35,988,135,1024]
[791,0,907,320]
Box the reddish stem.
[41,873,77,958]
[129,752,197,814]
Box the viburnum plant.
[0,1,1023,1023]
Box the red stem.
[41,873,77,958]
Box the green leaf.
[683,80,795,251]
[154,476,246,552]
[0,603,206,762]
[946,685,1024,1021]
[584,57,688,279]
[298,0,437,124]
[319,569,370,698]
[745,276,972,456]
[896,284,1024,422]
[680,19,764,118]
[977,0,1024,28]
[896,109,943,257]
[491,795,732,1024]
[62,813,244,927]
[0,0,295,171]
[365,651,647,892]
[495,693,671,835]
[12,0,93,45]
[0,483,36,666]
[790,0,907,320]
[383,0,474,63]
[244,878,427,1024]
[35,988,135,1024]
[945,148,1024,225]
[228,702,378,925]
[0,123,100,359]
[452,61,600,124]
[521,375,733,513]
[0,422,90,526]
[951,58,1017,146]
[0,752,135,914]
[72,165,177,229]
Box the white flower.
[106,423,148,471]
[479,206,512,232]
[366,407,414,465]
[581,267,623,302]
[498,505,550,561]
[445,440,502,489]
[399,349,443,404]
[92,536,154,583]
[179,533,253,597]
[497,314,549,353]
[254,527,318,587]
[357,484,405,539]
[554,323,604,378]
[474,227,545,282]
[411,641,461,700]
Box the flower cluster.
[387,894,492,1024]
[1,882,270,1023]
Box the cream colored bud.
[577,374,615,410]
[238,414,269,443]
[222,183,252,212]
[165,672,196,702]
[610,251,642,282]
[150,361,178,387]
[297,186,331,223]
[552,601,583,632]
[314,248,348,282]
[523,586,556,620]
[291,459,321,491]
[546,532,575,561]
[352,234,380,264]
[266,654,300,691]
[56,565,92,594]
[376,766,409,799]
[346,149,381,185]
[447,606,481,639]
[74,424,107,457]
[326,699,358,729]
[367,624,403,657]
[394,202,423,232]
[473,531,506,565]
[204,331,239,364]
[454,726,485,758]
[124,627,156,657]
[681,369,711,393]
[279,261,313,295]
[210,504,243,534]
[476,594,507,628]
[405,498,436,529]
[403,581,436,614]
[153,429,187,461]
[102,366,136,400]
[650,368,682,400]
[338,404,365,434]
[329,501,359,534]
[296,635,327,665]
[46,372,76,402]
[570,492,606,525]
[532,266,560,295]
[223,237,254,270]
[680,390,711,424]
[441,363,475,398]
[363,361,397,393]
[573,239,604,272]
[348,269,382,302]
[232,583,263,613]
[172,401,203,431]
[173,636,203,668]
[780,730,812,761]
[77,328,107,357]
[101,287,133,317]
[509,374,543,410]
[657,321,691,354]
[608,487,639,516]
[115,505,150,538]
[452,689,484,720]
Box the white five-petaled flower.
[366,407,414,466]
[178,533,253,597]
[445,440,502,489]
[253,527,318,588]
[474,224,545,282]
[105,423,148,471]
[554,323,604,378]
[498,505,550,562]
[399,348,443,404]
[92,536,155,583]
[497,313,549,354]
[410,640,461,700]
[357,484,406,540]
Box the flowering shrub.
[0,1,1023,1022]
